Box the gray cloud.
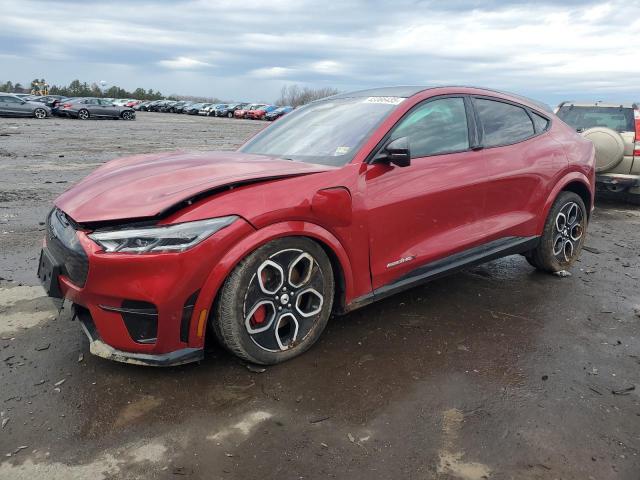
[0,0,638,104]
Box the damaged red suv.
[38,86,595,366]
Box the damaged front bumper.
[76,306,203,367]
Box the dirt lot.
[0,113,639,480]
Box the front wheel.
[77,109,90,120]
[121,110,135,120]
[34,108,47,119]
[227,112,233,118]
[526,191,587,272]
[214,237,334,365]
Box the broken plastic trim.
[76,305,203,366]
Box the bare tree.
[276,84,339,107]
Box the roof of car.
[557,100,638,109]
[330,86,427,99]
[328,86,552,113]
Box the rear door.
[365,96,487,290]
[99,99,118,117]
[473,96,563,240]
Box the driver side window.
[391,97,470,158]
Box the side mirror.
[372,136,411,167]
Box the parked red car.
[39,86,594,367]
[245,105,278,120]
[235,103,266,119]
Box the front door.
[364,96,487,290]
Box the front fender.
[194,221,356,338]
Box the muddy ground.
[0,113,639,480]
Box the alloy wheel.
[552,201,584,262]
[34,108,47,119]
[122,111,134,120]
[243,249,325,352]
[78,109,89,120]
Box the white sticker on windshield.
[334,146,351,156]
[364,96,405,105]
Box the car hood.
[55,151,333,224]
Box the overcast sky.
[1,0,638,105]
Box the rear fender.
[538,173,593,232]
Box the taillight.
[62,103,72,109]
[634,108,640,157]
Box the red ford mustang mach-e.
[38,86,595,366]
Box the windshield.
[557,106,635,133]
[239,96,402,166]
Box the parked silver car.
[0,94,50,118]
[59,98,136,120]
[556,101,639,202]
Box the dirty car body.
[39,86,595,366]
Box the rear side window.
[391,97,469,158]
[475,98,534,147]
[532,112,550,132]
[556,106,634,133]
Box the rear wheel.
[33,108,47,119]
[526,191,587,272]
[77,109,90,120]
[227,112,233,118]
[214,237,334,365]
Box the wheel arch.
[196,221,355,342]
[539,173,593,232]
[562,180,592,216]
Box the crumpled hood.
[55,151,332,223]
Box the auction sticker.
[364,96,405,105]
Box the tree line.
[0,78,339,106]
[275,85,339,107]
[0,78,165,100]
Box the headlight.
[89,216,238,254]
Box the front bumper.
[76,306,203,366]
[40,210,255,366]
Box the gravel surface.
[0,113,639,479]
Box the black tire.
[77,109,90,120]
[526,191,587,272]
[227,112,233,118]
[214,237,334,365]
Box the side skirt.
[345,236,539,313]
